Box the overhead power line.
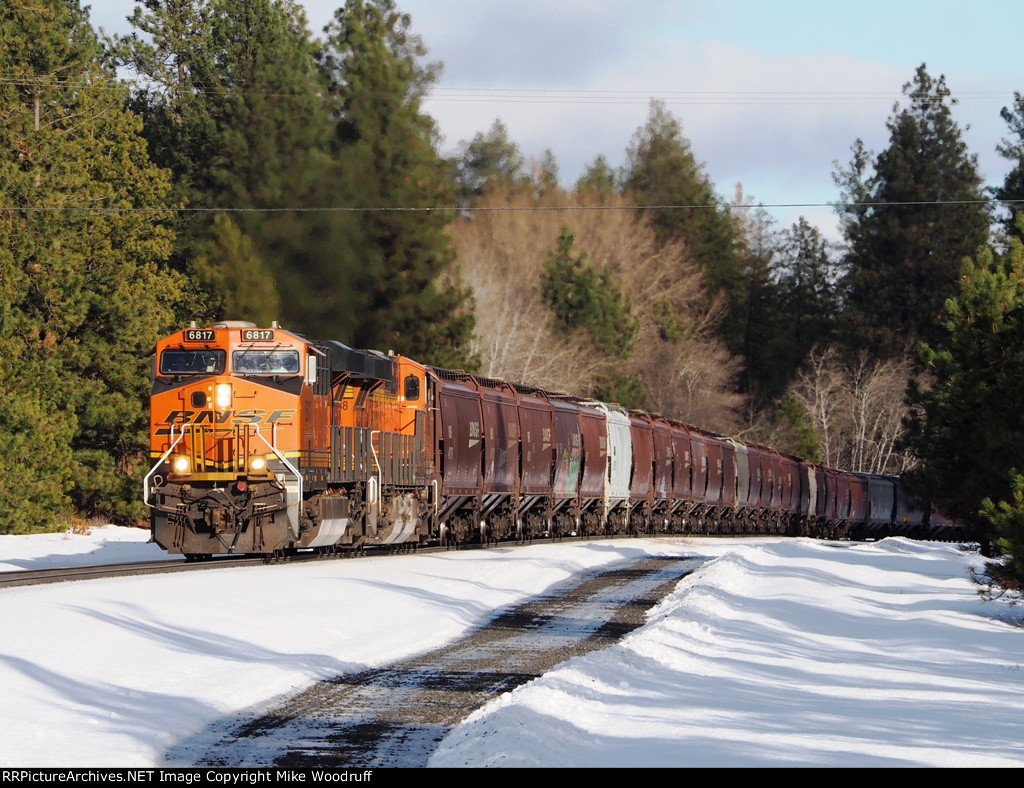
[0,74,1014,107]
[2,199,1021,214]
[427,87,1014,108]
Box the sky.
[2,526,1023,767]
[87,0,1024,240]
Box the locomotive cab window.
[159,349,226,375]
[404,374,420,401]
[232,349,300,375]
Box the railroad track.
[0,532,723,589]
[0,535,586,588]
[0,555,267,588]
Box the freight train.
[143,321,964,559]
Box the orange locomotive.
[145,321,435,558]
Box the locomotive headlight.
[171,455,191,475]
[214,382,232,411]
[249,455,267,472]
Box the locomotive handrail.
[369,430,383,506]
[143,424,185,507]
[254,424,303,539]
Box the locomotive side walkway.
[166,555,703,768]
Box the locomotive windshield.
[232,349,300,375]
[159,349,226,375]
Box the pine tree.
[979,476,1024,592]
[115,0,331,209]
[539,229,644,408]
[995,92,1024,246]
[112,0,357,332]
[574,155,619,199]
[835,64,990,358]
[319,0,475,367]
[188,214,281,323]
[771,394,822,463]
[621,100,749,352]
[540,228,639,358]
[532,149,560,200]
[904,232,1024,569]
[773,219,842,383]
[733,200,784,404]
[0,0,186,529]
[454,118,531,202]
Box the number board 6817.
[241,329,275,342]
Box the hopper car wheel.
[183,553,212,562]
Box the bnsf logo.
[157,409,296,425]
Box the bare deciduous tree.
[445,188,743,433]
[445,190,603,390]
[788,346,917,473]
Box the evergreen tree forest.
[1,1,186,532]
[3,1,1024,591]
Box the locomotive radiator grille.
[378,431,416,486]
[327,427,421,486]
[331,426,373,483]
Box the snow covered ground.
[1,526,1022,768]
